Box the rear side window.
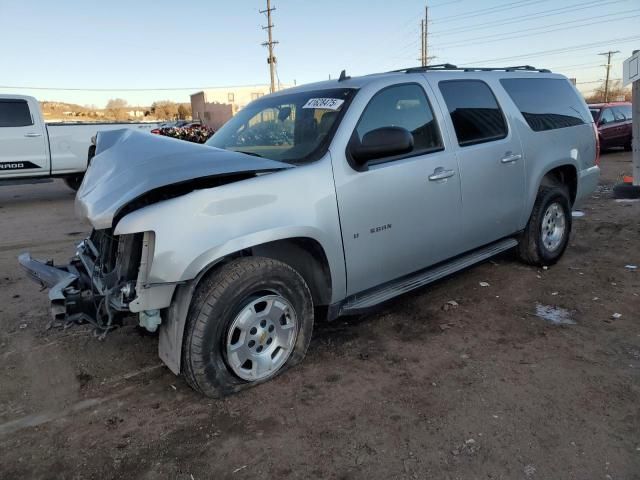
[355,83,443,158]
[500,78,588,132]
[0,100,33,127]
[438,80,507,146]
[600,108,615,125]
[613,105,632,120]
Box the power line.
[458,35,640,66]
[0,83,273,92]
[391,0,467,35]
[435,9,640,49]
[433,0,546,23]
[430,0,628,37]
[429,0,466,8]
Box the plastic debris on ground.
[442,300,459,311]
[535,303,576,325]
[479,282,490,287]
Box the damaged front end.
[18,128,293,342]
[19,229,150,338]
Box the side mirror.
[350,126,414,167]
[599,118,607,126]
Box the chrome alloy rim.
[225,294,298,381]
[541,202,566,252]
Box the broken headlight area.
[19,229,145,338]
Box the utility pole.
[424,5,429,66]
[598,50,620,102]
[260,0,278,94]
[420,20,425,66]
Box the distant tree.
[151,100,179,120]
[177,103,191,120]
[105,98,129,121]
[585,80,631,103]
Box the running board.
[340,238,518,315]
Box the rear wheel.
[624,140,632,152]
[517,184,572,266]
[181,257,314,397]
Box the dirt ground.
[1,151,639,480]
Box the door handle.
[500,152,522,164]
[24,132,42,137]
[428,167,455,181]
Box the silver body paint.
[22,70,600,374]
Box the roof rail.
[392,64,551,74]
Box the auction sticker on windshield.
[303,98,345,110]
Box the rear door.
[433,79,525,251]
[332,81,464,295]
[0,98,49,177]
[598,108,619,147]
[612,105,633,146]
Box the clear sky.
[1,0,638,107]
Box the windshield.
[206,88,356,163]
[589,108,600,121]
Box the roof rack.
[393,64,551,74]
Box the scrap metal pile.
[155,125,215,144]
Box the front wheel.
[517,184,572,266]
[181,257,314,397]
[63,174,84,191]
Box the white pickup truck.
[0,94,159,190]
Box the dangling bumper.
[17,234,138,330]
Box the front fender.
[114,157,347,303]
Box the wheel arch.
[158,236,333,375]
[541,164,577,205]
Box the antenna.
[338,70,350,82]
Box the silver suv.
[20,64,600,397]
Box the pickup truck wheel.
[181,257,314,398]
[517,184,572,267]
[624,141,632,152]
[63,174,84,191]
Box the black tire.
[517,184,572,267]
[613,183,640,199]
[181,257,314,397]
[63,174,84,191]
[624,141,632,152]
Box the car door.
[613,105,632,146]
[597,108,618,148]
[433,78,525,251]
[331,82,464,295]
[0,98,49,178]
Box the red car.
[589,102,633,151]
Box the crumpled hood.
[75,129,292,229]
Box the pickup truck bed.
[0,94,159,189]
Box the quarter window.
[355,83,443,161]
[0,100,33,127]
[438,80,507,146]
[500,78,588,132]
